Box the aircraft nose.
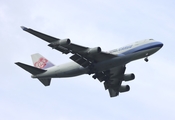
[158,42,163,48]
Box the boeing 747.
[15,26,163,97]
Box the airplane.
[15,26,163,97]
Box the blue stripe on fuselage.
[122,42,163,55]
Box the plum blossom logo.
[34,57,48,69]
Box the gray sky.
[1,0,175,120]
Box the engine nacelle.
[123,73,135,81]
[119,85,130,93]
[87,47,101,55]
[49,38,71,47]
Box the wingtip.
[21,26,28,31]
[15,62,20,65]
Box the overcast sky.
[1,0,175,120]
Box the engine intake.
[87,47,101,55]
[49,38,71,47]
[119,85,130,93]
[123,73,135,81]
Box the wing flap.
[108,88,119,97]
[70,54,91,67]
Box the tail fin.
[31,53,54,69]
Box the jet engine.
[87,47,101,55]
[119,85,130,93]
[49,38,71,47]
[123,73,135,81]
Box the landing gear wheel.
[144,57,148,62]
[92,75,97,79]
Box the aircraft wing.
[93,65,129,97]
[21,26,117,67]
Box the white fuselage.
[32,39,163,79]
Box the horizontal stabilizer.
[38,78,51,86]
[15,62,46,75]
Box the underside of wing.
[70,51,116,67]
[105,66,126,97]
[21,26,117,67]
[21,26,59,43]
[92,66,134,97]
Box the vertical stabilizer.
[31,53,54,69]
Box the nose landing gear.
[144,53,149,62]
[144,57,148,62]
